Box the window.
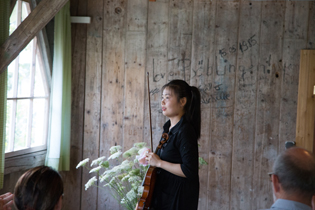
[5,0,50,157]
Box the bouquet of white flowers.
[76,142,150,210]
[77,142,208,210]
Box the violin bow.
[147,72,153,152]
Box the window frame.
[5,0,51,159]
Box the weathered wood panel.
[253,2,285,209]
[145,0,169,150]
[296,50,315,152]
[59,0,87,209]
[279,1,308,153]
[99,0,127,209]
[190,0,216,209]
[81,0,103,209]
[167,0,193,83]
[122,0,147,151]
[230,2,261,210]
[208,2,239,209]
[123,31,146,151]
[4,150,46,175]
[308,2,315,49]
[127,0,148,32]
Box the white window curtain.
[45,1,71,171]
[0,0,10,189]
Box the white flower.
[107,150,122,160]
[137,186,144,195]
[123,147,139,158]
[121,159,130,165]
[121,174,130,182]
[90,156,106,167]
[76,158,90,169]
[104,177,122,189]
[99,175,106,183]
[104,183,111,188]
[134,158,139,164]
[109,145,122,154]
[126,190,137,202]
[119,160,134,172]
[131,181,141,189]
[134,142,147,149]
[107,165,122,175]
[85,176,97,190]
[117,173,128,181]
[109,176,117,184]
[100,173,111,183]
[120,198,127,204]
[128,175,141,183]
[101,164,126,181]
[89,166,102,173]
[102,168,117,176]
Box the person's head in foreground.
[14,166,64,210]
[270,147,315,209]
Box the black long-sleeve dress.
[151,115,200,210]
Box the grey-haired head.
[273,147,315,199]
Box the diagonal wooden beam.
[0,0,69,75]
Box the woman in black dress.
[146,80,201,210]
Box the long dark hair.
[14,166,64,210]
[162,80,201,139]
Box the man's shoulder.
[262,199,312,210]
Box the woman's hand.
[146,152,186,178]
[146,152,162,167]
[0,193,14,210]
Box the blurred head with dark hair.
[14,166,64,210]
[271,147,315,207]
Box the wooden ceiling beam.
[0,0,69,75]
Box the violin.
[136,73,169,210]
[137,133,169,210]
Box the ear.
[180,97,187,107]
[54,195,63,210]
[272,174,281,194]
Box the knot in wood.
[115,7,122,14]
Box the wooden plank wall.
[1,1,315,210]
[296,50,315,152]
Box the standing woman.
[146,80,201,210]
